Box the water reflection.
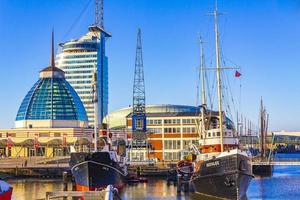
[8,157,300,200]
[10,179,68,200]
[121,178,189,200]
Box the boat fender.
[239,160,247,171]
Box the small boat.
[0,180,13,200]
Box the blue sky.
[0,0,300,130]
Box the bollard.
[15,166,18,176]
[71,177,77,200]
[136,166,141,177]
[183,175,189,192]
[177,175,182,193]
[62,171,68,200]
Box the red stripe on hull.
[0,188,13,200]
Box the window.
[163,152,179,161]
[39,133,50,137]
[146,119,162,125]
[7,133,16,137]
[54,133,61,137]
[136,119,144,130]
[164,127,180,133]
[182,127,196,133]
[15,78,88,122]
[182,118,195,124]
[164,119,180,124]
[164,140,181,150]
[148,128,162,134]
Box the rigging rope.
[62,0,93,41]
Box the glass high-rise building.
[56,26,110,126]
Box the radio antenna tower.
[131,28,147,161]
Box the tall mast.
[93,65,98,152]
[199,36,206,138]
[50,29,55,68]
[214,1,224,152]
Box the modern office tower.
[56,1,111,126]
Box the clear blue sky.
[0,0,300,130]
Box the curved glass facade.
[16,78,88,121]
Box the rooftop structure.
[15,31,88,129]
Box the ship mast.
[199,36,206,139]
[214,1,224,152]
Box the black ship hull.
[192,152,253,200]
[70,152,126,191]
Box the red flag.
[235,70,241,77]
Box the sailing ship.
[181,3,254,200]
[70,59,127,191]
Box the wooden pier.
[45,185,121,200]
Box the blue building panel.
[132,114,147,132]
[15,78,88,122]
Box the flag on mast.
[235,70,241,77]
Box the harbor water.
[9,154,300,200]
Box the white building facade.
[56,26,109,126]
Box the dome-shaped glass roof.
[16,77,88,122]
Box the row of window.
[62,65,95,70]
[205,131,232,137]
[164,127,181,133]
[77,91,93,94]
[65,70,93,74]
[146,118,197,125]
[73,85,92,90]
[147,119,162,125]
[63,60,96,64]
[164,119,180,124]
[146,127,197,134]
[79,96,93,99]
[182,119,196,124]
[164,152,179,161]
[63,54,97,59]
[164,140,181,149]
[69,80,92,84]
[182,127,196,133]
[65,75,93,79]
[148,128,162,134]
[63,43,97,50]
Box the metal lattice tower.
[95,0,104,28]
[133,28,146,116]
[130,28,147,161]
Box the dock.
[45,185,121,200]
